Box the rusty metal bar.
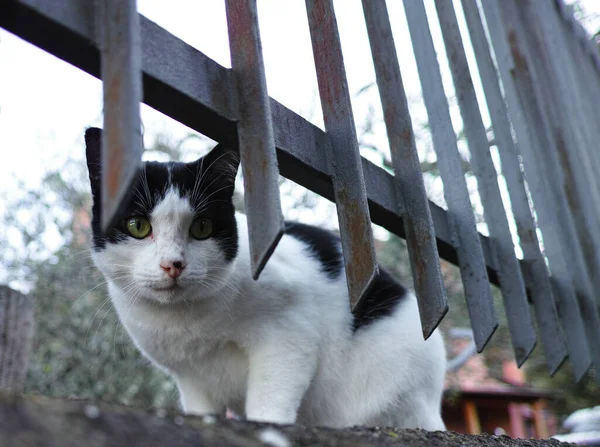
[434,0,536,366]
[4,0,599,368]
[510,0,600,381]
[482,0,593,381]
[562,14,600,186]
[305,0,378,310]
[97,0,143,232]
[562,13,600,202]
[460,0,566,374]
[0,0,507,289]
[225,0,285,279]
[402,0,497,351]
[362,0,448,339]
[527,0,600,305]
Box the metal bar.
[402,0,497,351]
[460,0,566,374]
[362,0,448,338]
[435,0,536,366]
[564,22,600,199]
[225,0,285,279]
[305,0,378,310]
[97,0,143,232]
[482,0,592,381]
[556,12,600,199]
[557,1,600,284]
[0,0,558,320]
[528,0,600,305]
[1,0,509,288]
[566,32,600,183]
[510,0,600,381]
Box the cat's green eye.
[190,218,213,240]
[125,216,152,239]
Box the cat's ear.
[196,143,240,180]
[85,127,102,197]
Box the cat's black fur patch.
[86,127,407,327]
[85,128,239,261]
[284,222,343,280]
[352,267,408,332]
[283,220,407,331]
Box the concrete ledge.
[0,393,572,446]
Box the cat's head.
[85,127,240,305]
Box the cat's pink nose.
[160,260,186,279]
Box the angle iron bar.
[402,0,497,352]
[568,37,600,182]
[435,0,536,366]
[0,0,571,340]
[225,0,285,279]
[461,0,566,374]
[0,0,509,289]
[555,0,600,74]
[97,0,143,232]
[556,6,600,210]
[362,0,448,339]
[305,0,379,311]
[482,0,592,381]
[505,0,600,380]
[528,0,600,293]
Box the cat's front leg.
[245,337,317,424]
[176,374,217,416]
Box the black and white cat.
[85,127,446,429]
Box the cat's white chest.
[116,301,249,406]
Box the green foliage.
[0,133,213,409]
[24,230,178,409]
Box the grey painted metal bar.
[565,27,600,183]
[305,0,379,310]
[460,0,566,374]
[1,0,591,361]
[503,0,600,379]
[504,0,600,380]
[362,0,448,339]
[97,0,143,232]
[402,0,497,352]
[564,21,600,197]
[0,0,506,288]
[527,0,600,307]
[435,0,536,366]
[556,10,600,194]
[556,1,600,245]
[482,0,592,381]
[225,0,285,279]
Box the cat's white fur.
[93,188,446,429]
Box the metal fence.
[2,0,599,381]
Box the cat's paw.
[246,408,297,425]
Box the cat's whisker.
[92,301,116,346]
[193,169,235,205]
[85,296,112,346]
[194,185,235,212]
[192,151,233,201]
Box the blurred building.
[443,338,557,438]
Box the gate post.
[0,286,34,393]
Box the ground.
[0,394,573,447]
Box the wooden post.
[463,400,481,434]
[0,286,34,393]
[533,400,549,439]
[508,403,526,438]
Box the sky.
[1,0,599,277]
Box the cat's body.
[85,128,446,429]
